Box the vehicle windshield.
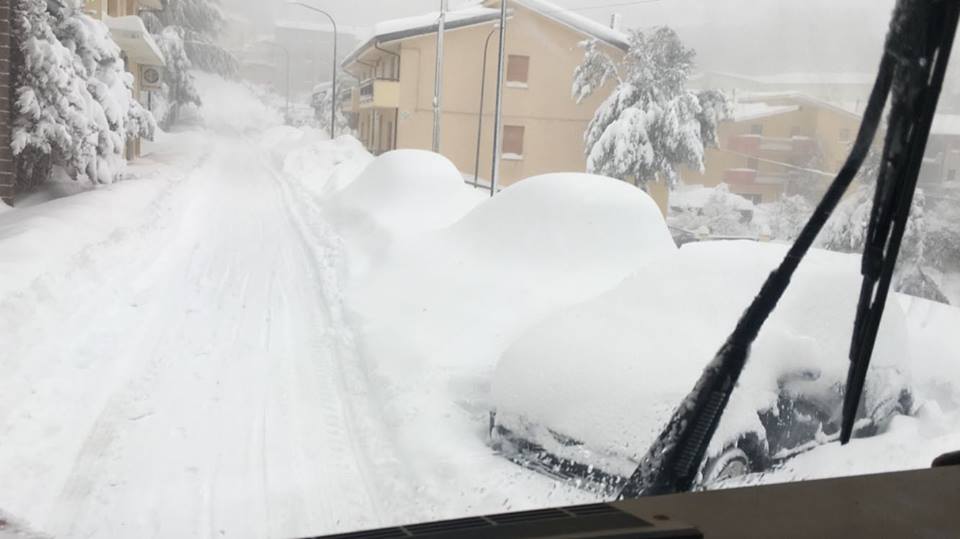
[1,0,959,537]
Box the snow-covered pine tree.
[573,27,730,189]
[11,0,156,189]
[142,0,237,127]
[11,0,94,190]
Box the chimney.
[609,13,622,31]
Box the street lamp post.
[433,0,448,153]
[288,1,339,138]
[490,0,508,197]
[473,27,498,188]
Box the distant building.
[684,92,863,204]
[233,19,360,104]
[338,0,669,205]
[691,71,874,113]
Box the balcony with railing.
[728,134,818,156]
[358,77,400,109]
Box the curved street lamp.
[472,27,498,188]
[287,1,339,138]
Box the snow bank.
[323,150,486,275]
[492,241,911,464]
[670,183,756,212]
[330,150,481,235]
[348,173,675,483]
[0,131,207,304]
[259,126,372,197]
[897,294,960,410]
[192,71,283,133]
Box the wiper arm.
[619,0,959,499]
[842,0,960,444]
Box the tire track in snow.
[266,143,423,528]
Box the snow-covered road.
[0,133,411,538]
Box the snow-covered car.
[490,241,915,493]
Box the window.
[747,157,759,169]
[948,169,957,181]
[750,124,763,135]
[503,125,525,157]
[790,126,803,137]
[506,55,530,86]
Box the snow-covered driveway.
[0,133,404,538]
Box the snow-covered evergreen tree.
[141,0,237,127]
[311,82,354,137]
[573,28,730,189]
[11,0,156,189]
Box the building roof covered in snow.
[103,15,165,66]
[507,0,629,50]
[343,0,628,68]
[731,102,800,122]
[713,72,875,86]
[735,91,863,119]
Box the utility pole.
[489,0,508,196]
[432,0,448,153]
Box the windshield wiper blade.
[842,0,960,444]
[618,0,959,499]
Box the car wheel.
[702,447,751,484]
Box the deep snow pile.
[492,241,911,470]
[329,150,484,236]
[346,173,676,487]
[325,150,487,277]
[897,295,960,411]
[259,126,373,197]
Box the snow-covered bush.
[765,194,813,241]
[11,0,156,189]
[573,28,730,188]
[818,166,947,302]
[311,82,354,137]
[142,0,237,127]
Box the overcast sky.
[222,0,901,74]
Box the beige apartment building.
[84,0,165,158]
[684,92,864,203]
[342,0,628,190]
